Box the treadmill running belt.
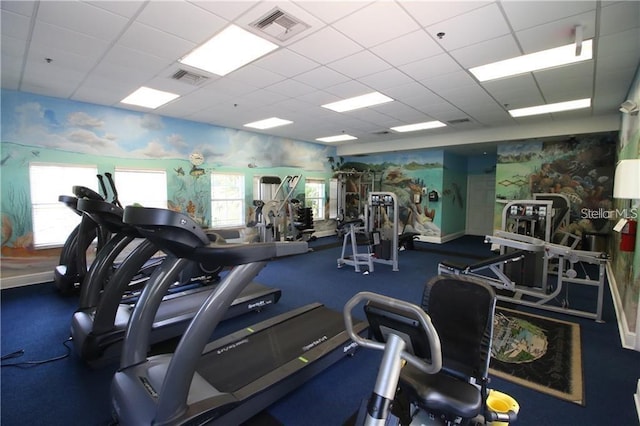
[196,305,345,392]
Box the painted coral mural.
[335,151,447,239]
[494,132,617,238]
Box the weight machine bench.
[438,250,527,287]
[439,231,608,322]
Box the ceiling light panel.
[120,86,180,109]
[316,134,358,143]
[179,25,278,76]
[244,117,293,129]
[509,98,591,117]
[470,40,593,82]
[391,121,447,132]
[321,92,394,112]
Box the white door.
[466,173,496,236]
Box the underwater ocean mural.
[334,151,445,239]
[0,90,335,279]
[494,132,617,237]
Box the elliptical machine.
[344,275,519,425]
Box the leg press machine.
[438,231,609,322]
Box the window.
[114,168,167,208]
[211,173,245,227]
[305,179,325,221]
[29,163,98,248]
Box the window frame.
[28,162,99,249]
[304,178,326,221]
[210,172,245,228]
[113,167,168,208]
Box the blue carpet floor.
[2,235,639,425]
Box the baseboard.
[414,231,465,245]
[440,231,466,244]
[0,271,53,290]
[635,379,640,424]
[312,229,337,239]
[606,262,637,350]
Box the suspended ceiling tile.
[264,79,317,98]
[373,102,427,123]
[421,70,477,94]
[481,75,544,108]
[135,1,227,44]
[500,1,596,31]
[226,64,287,89]
[1,9,31,39]
[401,1,490,28]
[399,53,464,82]
[534,62,594,102]
[597,27,640,61]
[425,3,511,51]
[254,48,319,78]
[383,82,441,104]
[323,79,372,98]
[327,50,392,79]
[288,26,363,65]
[37,1,129,42]
[600,1,640,36]
[332,1,420,48]
[31,21,110,61]
[370,29,443,67]
[1,0,36,16]
[189,1,259,22]
[359,68,415,92]
[1,34,27,59]
[514,11,596,53]
[117,21,195,61]
[449,34,521,68]
[292,67,351,90]
[296,1,371,25]
[85,1,146,19]
[100,44,172,76]
[205,77,259,98]
[71,83,131,107]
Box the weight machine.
[439,230,608,322]
[251,175,312,242]
[337,191,399,273]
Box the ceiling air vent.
[372,130,391,135]
[171,69,209,86]
[250,7,309,42]
[447,118,471,125]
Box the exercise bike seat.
[399,363,482,419]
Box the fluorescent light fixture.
[391,120,446,133]
[120,86,180,109]
[316,134,358,143]
[509,98,591,118]
[244,117,293,130]
[470,39,592,82]
[179,25,278,76]
[321,92,394,112]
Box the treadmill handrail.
[154,262,267,424]
[92,239,159,334]
[343,291,442,375]
[123,206,278,266]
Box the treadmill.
[54,186,110,294]
[111,207,367,426]
[71,199,283,368]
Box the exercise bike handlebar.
[343,291,442,375]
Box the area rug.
[490,307,584,405]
